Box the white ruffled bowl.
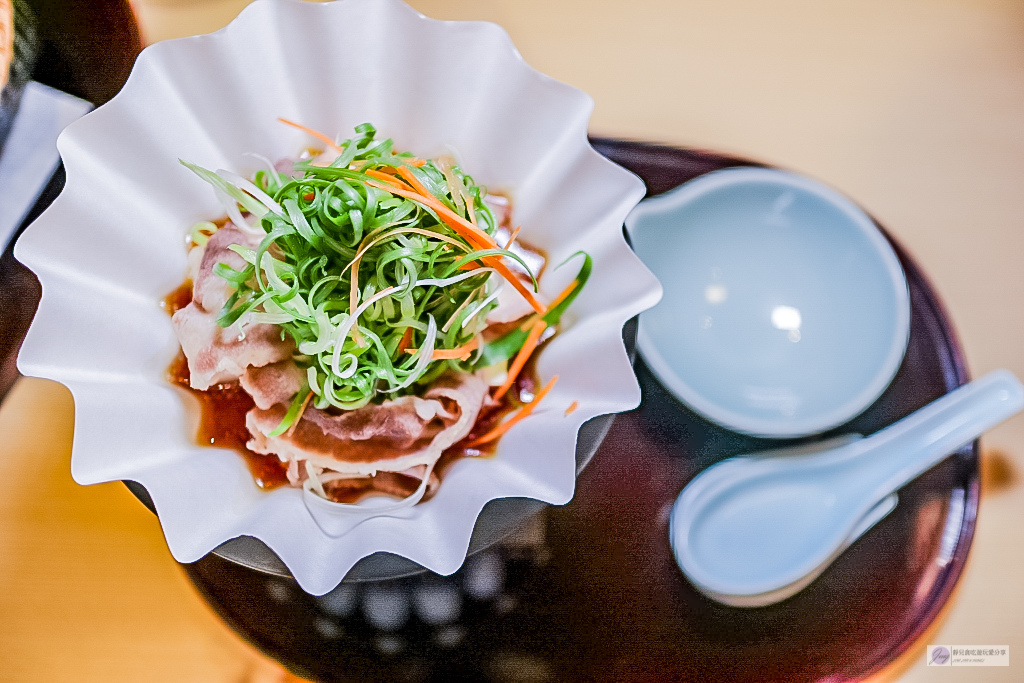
[14,0,661,595]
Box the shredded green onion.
[183,123,542,412]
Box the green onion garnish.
[182,122,548,411]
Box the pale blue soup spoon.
[670,370,1022,606]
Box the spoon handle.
[858,369,1023,498]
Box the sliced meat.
[172,303,293,390]
[193,224,261,312]
[486,277,537,324]
[241,360,305,409]
[172,223,294,390]
[246,371,488,478]
[487,213,546,325]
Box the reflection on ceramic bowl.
[14,0,661,595]
[627,167,909,438]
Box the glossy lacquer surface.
[183,141,977,683]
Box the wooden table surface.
[2,1,1023,680]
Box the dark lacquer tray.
[176,140,977,683]
[0,4,975,680]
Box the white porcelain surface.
[670,370,1024,604]
[13,0,661,595]
[627,167,910,437]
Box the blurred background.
[1,0,1022,680]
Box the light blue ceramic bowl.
[626,167,911,438]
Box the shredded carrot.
[365,168,413,190]
[396,166,491,243]
[433,336,480,360]
[396,327,414,355]
[303,192,315,201]
[481,262,543,310]
[504,225,521,250]
[277,118,343,153]
[394,165,439,204]
[493,319,547,400]
[366,178,547,315]
[402,158,427,167]
[564,401,579,416]
[466,375,559,447]
[545,278,578,313]
[406,336,480,360]
[285,391,315,438]
[385,193,542,311]
[481,259,546,315]
[389,172,544,312]
[366,180,489,247]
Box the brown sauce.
[167,352,290,490]
[161,280,194,315]
[439,349,541,464]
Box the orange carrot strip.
[277,118,343,153]
[519,315,539,331]
[466,375,559,447]
[382,176,546,313]
[483,259,546,315]
[365,179,547,315]
[564,401,579,416]
[405,336,480,361]
[396,327,414,355]
[493,319,547,400]
[367,179,493,249]
[394,165,438,203]
[544,278,578,313]
[402,157,427,167]
[364,168,412,189]
[432,336,480,361]
[396,166,490,242]
[504,225,521,250]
